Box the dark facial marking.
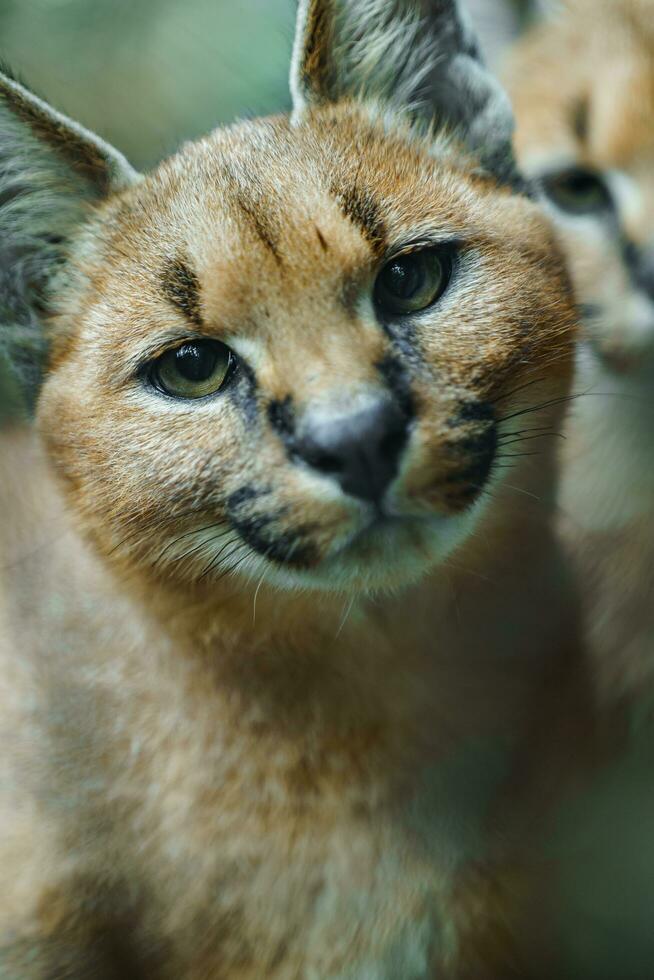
[315,226,329,252]
[442,401,497,507]
[226,486,261,511]
[578,302,602,322]
[443,456,494,490]
[333,184,387,253]
[623,238,639,275]
[227,503,317,569]
[623,239,654,301]
[451,401,495,426]
[378,317,425,371]
[442,434,497,509]
[572,98,589,146]
[233,191,283,266]
[376,354,415,421]
[453,426,498,460]
[268,395,296,445]
[161,258,203,326]
[227,358,259,423]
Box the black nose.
[294,399,409,503]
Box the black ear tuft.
[0,67,138,411]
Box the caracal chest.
[113,650,510,979]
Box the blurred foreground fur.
[0,0,588,976]
[507,0,654,708]
[481,0,654,974]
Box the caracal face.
[37,110,572,597]
[507,0,654,377]
[0,0,575,600]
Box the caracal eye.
[152,340,234,399]
[374,248,452,317]
[541,167,612,216]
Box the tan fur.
[0,4,585,976]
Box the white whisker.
[335,595,356,639]
[252,567,268,626]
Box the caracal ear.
[290,0,519,183]
[0,67,139,410]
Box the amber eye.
[374,248,451,316]
[541,168,612,215]
[151,340,234,399]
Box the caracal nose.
[295,398,409,503]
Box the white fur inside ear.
[290,0,313,124]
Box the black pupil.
[566,173,601,196]
[383,256,424,299]
[174,343,218,382]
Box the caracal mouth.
[250,506,481,594]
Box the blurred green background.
[0,0,294,170]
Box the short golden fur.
[0,1,582,975]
